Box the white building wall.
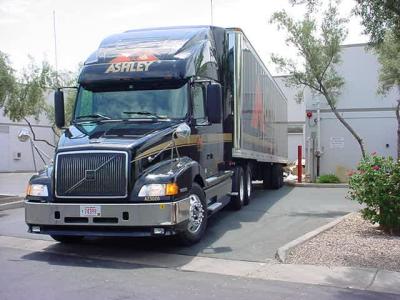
[306,44,398,181]
[274,76,306,162]
[276,44,398,181]
[0,92,56,172]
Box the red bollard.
[297,145,302,183]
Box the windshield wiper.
[123,111,167,119]
[74,113,111,123]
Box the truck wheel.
[50,235,84,243]
[243,165,252,205]
[262,164,273,189]
[178,183,207,245]
[270,164,283,189]
[230,166,245,210]
[263,164,283,190]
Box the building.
[0,92,56,172]
[277,43,399,181]
[274,76,306,162]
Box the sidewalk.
[0,235,399,295]
[0,172,34,210]
[0,172,35,197]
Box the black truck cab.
[25,26,288,244]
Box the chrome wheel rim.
[188,194,204,234]
[247,170,251,198]
[239,175,244,203]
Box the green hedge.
[316,174,341,183]
[347,155,400,235]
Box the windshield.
[74,83,189,121]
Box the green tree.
[354,0,400,44]
[0,54,56,147]
[0,52,16,109]
[374,31,400,159]
[44,69,78,132]
[270,1,366,157]
[353,0,400,159]
[0,52,78,147]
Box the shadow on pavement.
[21,185,293,269]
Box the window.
[192,84,207,123]
[288,124,304,134]
[74,83,189,120]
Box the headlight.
[26,184,49,197]
[138,183,179,197]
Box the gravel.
[286,213,400,272]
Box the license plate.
[80,205,101,217]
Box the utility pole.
[53,10,59,86]
[316,99,321,177]
[210,0,214,25]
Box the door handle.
[206,153,214,159]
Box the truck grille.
[55,151,128,198]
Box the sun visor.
[79,26,223,84]
[78,60,189,84]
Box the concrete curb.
[276,212,354,263]
[0,198,24,211]
[285,181,348,188]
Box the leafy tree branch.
[270,1,366,158]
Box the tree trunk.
[396,99,400,160]
[321,87,366,158]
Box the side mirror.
[175,123,191,139]
[206,83,222,124]
[54,89,65,129]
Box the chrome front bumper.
[25,198,190,228]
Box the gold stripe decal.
[134,133,232,161]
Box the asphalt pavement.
[1,246,398,300]
[1,186,399,299]
[0,185,360,262]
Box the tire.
[243,164,252,206]
[50,235,84,243]
[270,164,283,190]
[262,164,273,189]
[177,183,207,245]
[263,164,283,190]
[230,166,245,210]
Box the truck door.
[192,83,223,179]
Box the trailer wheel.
[262,164,273,189]
[178,183,207,245]
[243,165,252,205]
[270,164,283,189]
[263,164,283,190]
[230,166,245,210]
[50,235,84,243]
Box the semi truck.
[25,26,288,245]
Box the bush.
[316,174,340,183]
[348,154,400,235]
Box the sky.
[0,0,368,75]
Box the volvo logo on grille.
[85,170,96,181]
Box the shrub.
[316,174,341,183]
[348,155,400,235]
